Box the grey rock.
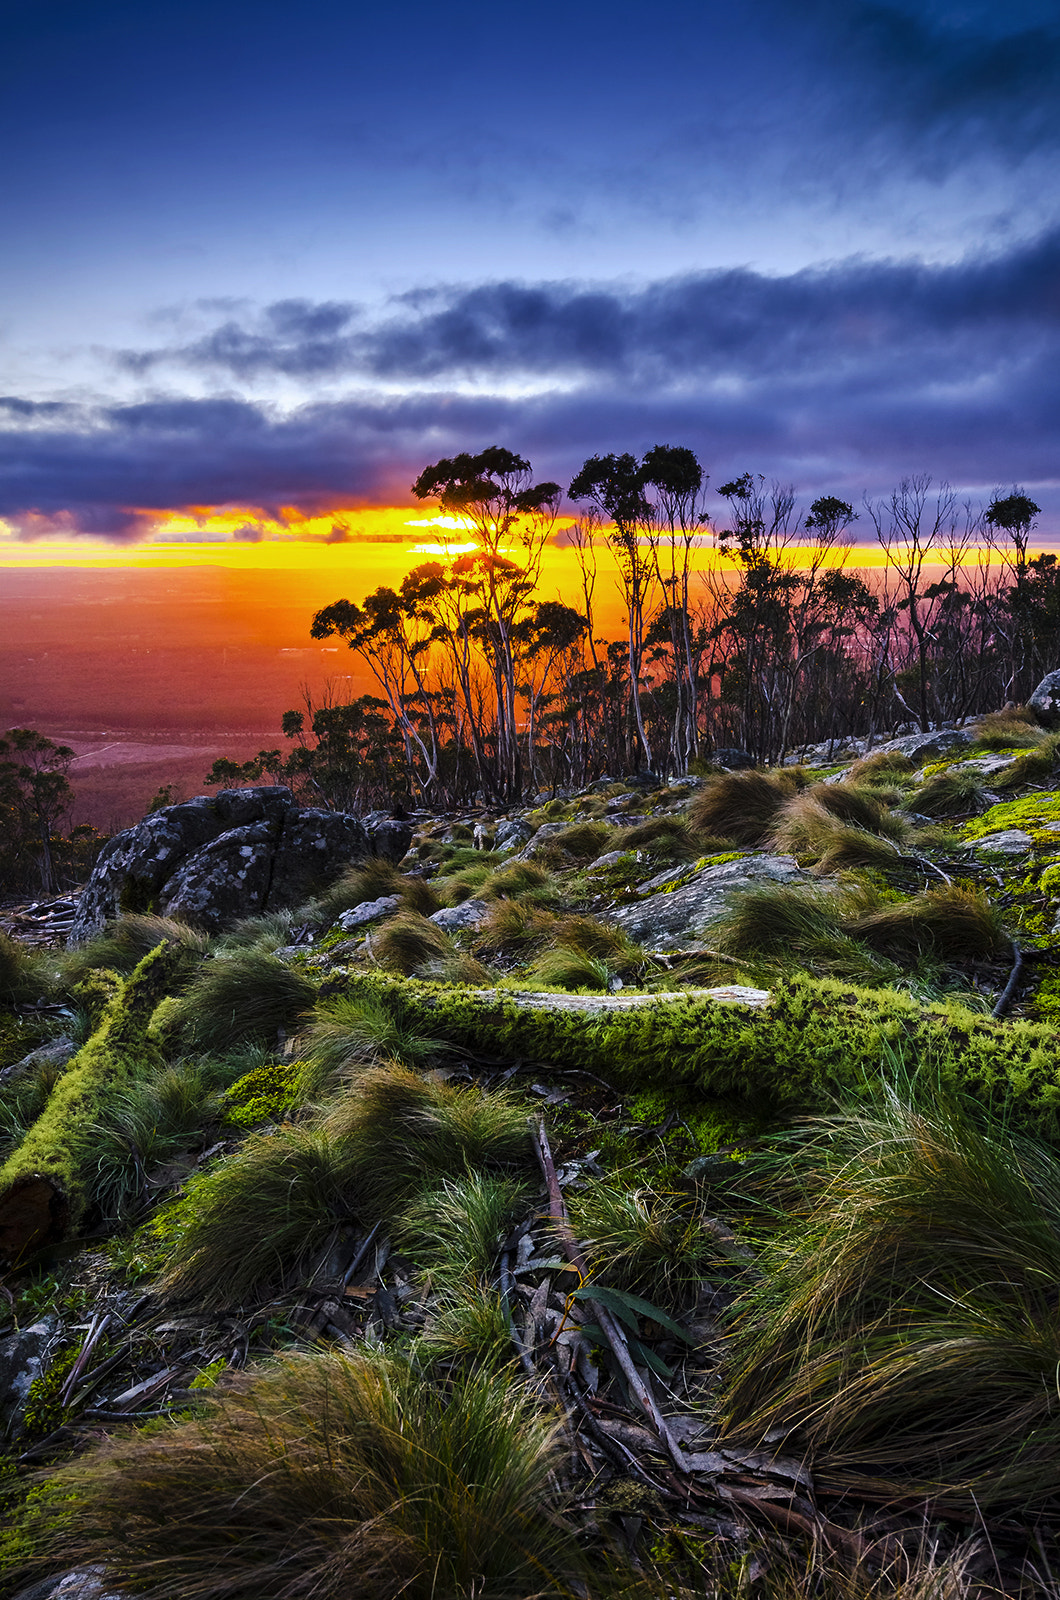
[1,1317,55,1435]
[611,853,806,949]
[494,818,535,854]
[13,1570,122,1600]
[869,729,971,766]
[587,849,630,872]
[0,1035,77,1089]
[365,818,414,862]
[710,746,755,769]
[337,895,402,931]
[69,789,384,941]
[969,829,1033,856]
[429,898,489,931]
[1029,670,1060,728]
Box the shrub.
[300,991,448,1095]
[8,1348,583,1600]
[721,1085,1060,1511]
[322,1063,534,1220]
[167,948,317,1052]
[370,911,453,976]
[161,1124,359,1306]
[687,769,803,846]
[907,768,987,818]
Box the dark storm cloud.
[125,228,1060,391]
[7,228,1060,537]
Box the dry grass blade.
[846,884,1007,961]
[370,911,453,976]
[688,769,804,846]
[9,1347,586,1600]
[721,1083,1060,1510]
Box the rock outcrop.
[1029,670,1060,728]
[611,853,809,949]
[69,788,411,941]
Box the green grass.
[970,705,1045,749]
[474,899,558,960]
[397,1171,532,1282]
[527,946,611,991]
[480,861,557,902]
[847,750,916,783]
[322,1063,535,1220]
[300,990,449,1094]
[687,768,806,846]
[569,1177,741,1309]
[165,947,318,1052]
[370,911,454,976]
[0,930,52,1005]
[6,1347,586,1600]
[61,913,207,980]
[994,737,1060,789]
[847,883,1008,962]
[87,1059,228,1222]
[160,1123,359,1306]
[907,768,988,818]
[721,1081,1060,1510]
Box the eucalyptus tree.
[640,444,709,773]
[411,447,562,800]
[568,453,657,771]
[0,728,75,893]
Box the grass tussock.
[370,911,453,976]
[166,947,318,1052]
[322,1063,534,1220]
[688,768,805,847]
[474,900,558,960]
[527,946,611,991]
[62,914,207,980]
[847,750,916,783]
[397,1171,531,1282]
[971,705,1044,748]
[87,1059,228,1221]
[771,788,908,867]
[9,1348,583,1600]
[480,861,557,902]
[994,736,1060,789]
[311,856,403,922]
[721,1084,1060,1510]
[0,929,50,1005]
[809,824,907,876]
[847,883,1008,962]
[421,1282,516,1369]
[570,1179,739,1309]
[161,1124,358,1305]
[549,819,614,860]
[906,768,988,818]
[612,814,696,861]
[298,991,449,1096]
[210,908,300,953]
[714,883,893,980]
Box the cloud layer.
[5,228,1060,539]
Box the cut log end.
[0,1174,71,1264]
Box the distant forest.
[204,448,1054,812]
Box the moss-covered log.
[0,942,187,1263]
[325,970,1060,1139]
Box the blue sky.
[3,0,1059,540]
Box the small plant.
[311,856,402,924]
[167,948,318,1052]
[570,1179,738,1309]
[714,882,891,980]
[687,769,803,847]
[422,1283,515,1369]
[994,737,1060,789]
[809,824,907,875]
[87,1060,231,1221]
[322,1063,534,1220]
[210,908,299,952]
[397,1171,531,1281]
[7,1348,582,1600]
[475,900,557,959]
[300,991,448,1094]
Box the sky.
[2,0,1060,555]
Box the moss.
[0,943,187,1259]
[219,1060,301,1128]
[21,1344,80,1440]
[322,970,1060,1141]
[963,793,1060,839]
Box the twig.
[992,941,1024,1019]
[341,1221,383,1288]
[532,1117,689,1474]
[58,1312,111,1410]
